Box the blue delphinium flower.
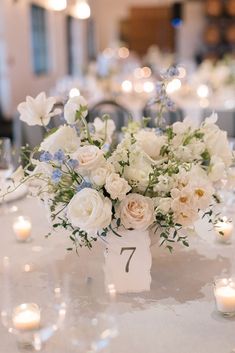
[54,149,65,164]
[77,180,93,192]
[166,98,176,111]
[68,159,79,169]
[51,169,63,183]
[40,151,53,163]
[88,123,95,134]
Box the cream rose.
[73,145,105,171]
[67,188,112,235]
[117,193,154,230]
[64,95,88,124]
[105,173,131,201]
[40,126,80,154]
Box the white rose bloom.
[64,95,88,124]
[73,145,105,171]
[40,126,80,154]
[93,117,116,143]
[105,173,131,201]
[117,193,154,230]
[209,156,226,182]
[17,92,60,126]
[67,188,112,235]
[135,130,167,160]
[90,163,114,186]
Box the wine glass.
[0,257,67,351]
[0,138,15,214]
[62,279,118,352]
[0,138,13,182]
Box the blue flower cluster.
[161,66,179,80]
[51,168,63,183]
[77,180,93,192]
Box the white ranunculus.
[64,95,88,124]
[17,92,60,126]
[67,188,112,235]
[90,163,114,186]
[135,130,167,160]
[105,173,131,201]
[117,193,154,230]
[73,145,105,172]
[93,117,116,143]
[190,180,214,210]
[40,126,80,154]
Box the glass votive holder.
[214,217,233,244]
[214,278,235,317]
[12,216,32,243]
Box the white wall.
[1,0,87,118]
[90,0,205,60]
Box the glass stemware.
[0,257,67,351]
[0,137,13,181]
[0,138,16,214]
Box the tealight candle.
[214,278,235,317]
[12,303,40,330]
[13,216,32,242]
[214,218,233,243]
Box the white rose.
[17,92,60,126]
[73,145,105,172]
[105,173,131,201]
[67,188,112,235]
[93,117,116,143]
[117,193,154,230]
[40,126,80,154]
[90,163,114,186]
[64,95,88,124]
[135,130,167,160]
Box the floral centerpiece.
[10,68,233,253]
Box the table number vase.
[103,228,152,294]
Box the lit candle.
[214,279,235,316]
[12,303,40,330]
[13,216,32,242]
[214,218,233,243]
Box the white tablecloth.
[1,196,235,353]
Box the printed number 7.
[120,247,136,273]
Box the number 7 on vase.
[104,228,152,293]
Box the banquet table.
[1,195,235,353]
